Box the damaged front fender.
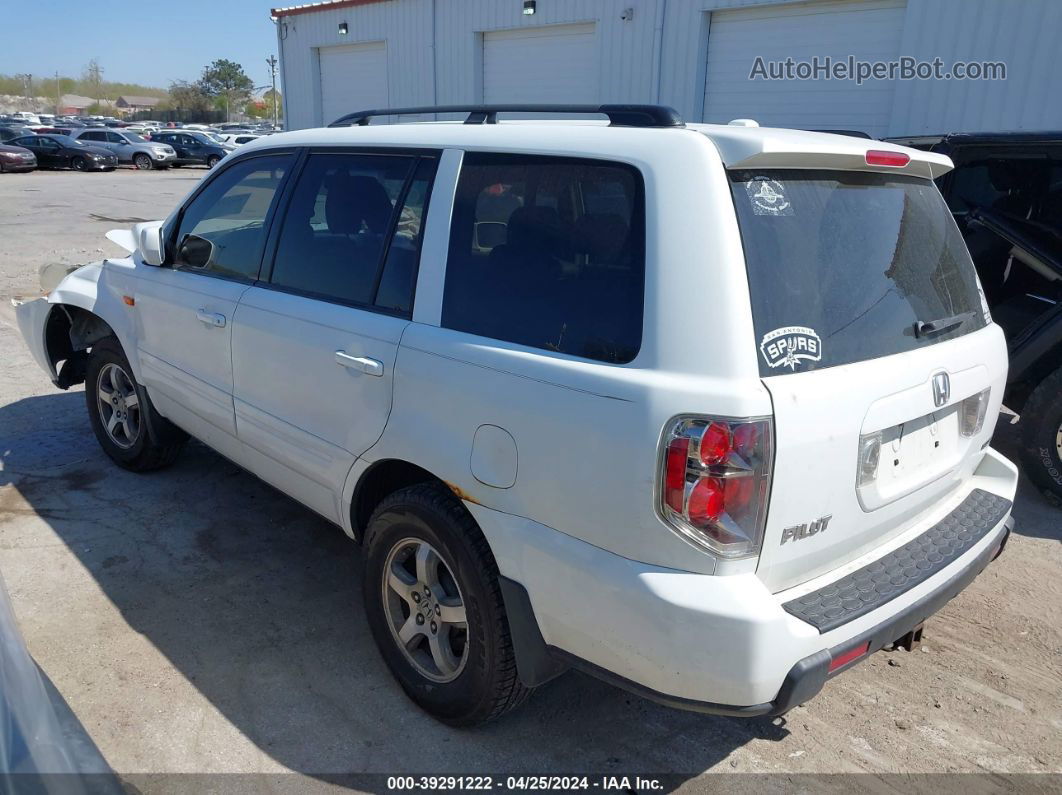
[12,296,58,384]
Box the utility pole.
[15,73,32,108]
[266,55,278,127]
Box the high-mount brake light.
[865,150,910,167]
[659,416,773,558]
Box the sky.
[1,0,281,90]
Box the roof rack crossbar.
[328,104,685,129]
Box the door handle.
[335,351,384,377]
[196,308,226,328]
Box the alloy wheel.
[134,154,152,170]
[381,537,469,682]
[96,362,141,449]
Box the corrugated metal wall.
[277,0,1061,135]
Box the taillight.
[856,431,882,487]
[865,149,910,167]
[960,388,990,437]
[658,416,773,558]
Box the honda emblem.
[932,372,950,408]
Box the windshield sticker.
[760,326,822,370]
[746,176,793,216]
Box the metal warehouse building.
[272,0,1061,137]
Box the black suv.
[148,131,229,168]
[890,131,1062,502]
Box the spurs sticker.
[746,176,793,216]
[760,326,822,370]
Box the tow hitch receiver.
[888,622,924,653]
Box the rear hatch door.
[729,168,1007,592]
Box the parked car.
[8,134,117,171]
[0,126,34,143]
[147,130,229,168]
[220,133,261,146]
[10,112,42,126]
[70,128,176,170]
[14,105,1016,727]
[0,143,37,173]
[888,131,1062,503]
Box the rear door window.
[731,169,988,376]
[442,153,645,364]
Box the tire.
[133,153,152,170]
[171,163,183,168]
[362,483,532,726]
[84,337,186,472]
[206,155,220,169]
[71,156,86,172]
[1020,365,1062,504]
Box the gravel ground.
[0,169,1059,790]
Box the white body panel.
[15,119,1018,709]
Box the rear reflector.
[865,150,910,167]
[828,642,870,673]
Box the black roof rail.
[328,104,685,129]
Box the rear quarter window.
[441,153,645,364]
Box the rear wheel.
[133,153,152,170]
[206,155,220,169]
[85,337,186,472]
[1021,366,1062,504]
[362,483,532,725]
[71,156,86,172]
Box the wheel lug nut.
[434,604,441,616]
[430,621,437,633]
[415,614,425,625]
[412,592,421,603]
[423,586,431,597]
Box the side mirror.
[134,220,165,266]
[175,234,215,269]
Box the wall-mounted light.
[338,22,348,34]
[523,1,536,16]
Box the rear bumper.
[474,448,1017,713]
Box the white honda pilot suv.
[16,105,1018,726]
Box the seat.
[274,171,395,304]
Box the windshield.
[730,169,989,375]
[205,133,225,143]
[122,132,147,143]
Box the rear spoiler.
[703,128,953,180]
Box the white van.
[15,105,1017,726]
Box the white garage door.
[319,41,388,126]
[482,23,597,104]
[702,0,906,138]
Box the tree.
[81,58,104,102]
[262,88,283,119]
[197,59,254,122]
[166,80,213,114]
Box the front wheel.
[85,337,186,471]
[133,153,153,170]
[362,484,531,725]
[205,155,220,168]
[71,156,86,172]
[1021,366,1062,504]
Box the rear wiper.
[913,311,975,338]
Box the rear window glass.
[442,153,644,364]
[730,169,988,376]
